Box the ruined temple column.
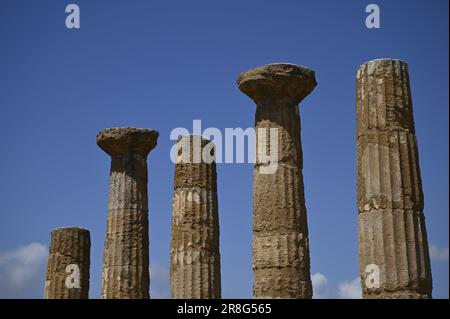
[44,227,90,299]
[97,127,159,299]
[170,135,221,298]
[237,63,317,298]
[356,59,432,298]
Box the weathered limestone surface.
[356,59,432,299]
[97,127,159,299]
[44,227,90,299]
[237,63,316,298]
[170,135,221,299]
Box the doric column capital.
[237,63,317,105]
[96,127,159,157]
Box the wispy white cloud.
[0,243,48,298]
[150,262,170,298]
[337,277,362,299]
[430,245,449,261]
[312,273,363,299]
[311,272,329,299]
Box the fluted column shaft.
[356,59,432,299]
[102,153,149,298]
[44,227,90,299]
[97,127,159,299]
[237,64,317,298]
[170,136,221,298]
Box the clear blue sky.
[0,0,448,298]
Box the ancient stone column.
[356,59,432,299]
[97,127,159,299]
[237,63,317,298]
[44,227,90,299]
[170,135,221,299]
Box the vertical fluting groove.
[403,206,412,287]
[237,64,316,299]
[44,227,91,299]
[412,210,423,288]
[170,136,221,299]
[356,59,432,299]
[97,128,158,299]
